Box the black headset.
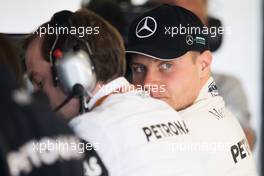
[49,10,97,113]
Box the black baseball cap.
[126,4,209,60]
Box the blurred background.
[0,0,262,174]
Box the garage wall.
[208,0,262,172]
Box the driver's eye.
[160,63,172,70]
[130,65,146,73]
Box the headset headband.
[50,10,73,27]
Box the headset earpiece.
[54,49,96,96]
[49,10,97,97]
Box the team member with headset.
[126,4,258,175]
[24,9,208,175]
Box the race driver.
[126,4,258,175]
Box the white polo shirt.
[179,77,258,176]
[69,77,203,176]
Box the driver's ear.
[197,50,212,78]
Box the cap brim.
[126,45,187,61]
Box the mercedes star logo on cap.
[136,16,157,38]
[186,35,194,45]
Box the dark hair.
[24,8,126,83]
[0,33,23,85]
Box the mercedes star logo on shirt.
[186,35,194,45]
[136,16,157,38]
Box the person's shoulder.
[181,95,224,115]
[69,112,104,132]
[70,90,183,138]
[181,95,245,136]
[108,90,176,109]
